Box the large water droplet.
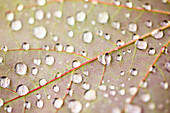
[72,60,81,68]
[97,11,109,24]
[0,76,10,88]
[98,53,112,66]
[6,12,14,21]
[16,84,29,96]
[84,90,96,101]
[33,26,47,39]
[151,29,164,39]
[128,22,137,32]
[129,68,138,76]
[10,20,22,31]
[39,78,47,86]
[125,104,142,113]
[72,73,83,84]
[53,98,63,109]
[82,31,93,43]
[135,39,147,50]
[0,98,4,107]
[76,11,86,22]
[5,105,13,113]
[67,16,75,26]
[68,100,83,113]
[14,62,27,75]
[36,100,44,108]
[141,93,151,102]
[44,55,55,65]
[165,61,170,72]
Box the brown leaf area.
[0,0,170,113]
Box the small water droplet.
[53,85,60,92]
[120,71,125,76]
[145,20,152,27]
[129,86,137,95]
[135,39,147,50]
[6,12,14,21]
[140,80,148,88]
[10,20,22,31]
[0,98,4,107]
[142,3,152,10]
[97,11,109,24]
[53,98,63,109]
[96,30,103,36]
[76,11,86,22]
[14,62,27,75]
[31,67,39,75]
[44,55,55,65]
[165,61,170,72]
[47,94,51,99]
[119,88,126,96]
[125,1,133,8]
[55,72,62,78]
[103,33,111,40]
[5,105,12,113]
[129,68,138,76]
[46,12,51,19]
[116,40,125,47]
[112,107,121,113]
[128,22,137,32]
[16,3,24,11]
[115,54,122,61]
[83,70,89,76]
[36,100,44,108]
[82,82,90,90]
[42,45,49,50]
[72,60,81,68]
[72,73,83,84]
[148,48,156,55]
[68,100,83,113]
[28,17,35,24]
[54,10,62,18]
[39,78,47,86]
[55,43,63,51]
[98,53,112,65]
[1,46,8,52]
[36,93,41,99]
[160,20,169,26]
[109,90,116,96]
[37,0,46,6]
[82,31,93,43]
[149,66,156,73]
[51,35,58,42]
[151,29,164,39]
[141,93,151,102]
[125,104,142,113]
[67,16,75,26]
[124,13,131,18]
[67,30,74,38]
[80,51,87,56]
[84,90,96,101]
[24,101,31,109]
[0,76,10,88]
[132,34,139,40]
[148,102,155,110]
[33,58,41,65]
[33,26,47,39]
[16,84,29,96]
[98,85,107,91]
[21,42,30,50]
[160,81,168,89]
[64,45,74,53]
[0,57,3,63]
[112,21,121,29]
[113,0,120,6]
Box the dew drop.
[119,88,126,96]
[142,3,152,10]
[6,12,14,21]
[160,20,169,26]
[109,91,116,96]
[0,98,4,107]
[80,51,87,56]
[148,102,155,110]
[33,58,41,65]
[39,78,47,86]
[151,29,164,39]
[98,85,107,91]
[128,22,137,32]
[83,70,89,76]
[141,93,151,102]
[0,57,3,64]
[53,98,64,109]
[53,85,60,93]
[33,26,47,39]
[35,9,44,20]
[165,61,170,72]
[129,86,137,95]
[54,10,62,18]
[67,16,75,26]
[55,43,63,51]
[112,107,121,113]
[1,46,8,52]
[16,84,29,96]
[120,71,125,76]
[112,21,121,29]
[47,94,51,99]
[135,39,147,50]
[24,101,31,109]
[16,3,24,11]
[127,49,131,53]
[145,20,152,28]
[148,48,156,56]
[5,106,13,113]
[10,20,22,31]
[115,54,122,62]
[72,60,81,68]
[31,67,38,75]
[51,35,58,42]
[116,40,125,47]
[149,66,156,73]
[96,30,103,36]
[28,17,35,25]
[55,72,62,78]
[84,90,96,101]
[98,53,112,65]
[64,45,74,53]
[44,55,55,65]
[125,104,142,113]
[67,30,74,38]
[132,34,139,40]
[97,11,109,24]
[36,100,44,108]
[82,82,90,90]
[21,42,30,50]
[82,31,93,43]
[103,33,111,40]
[140,80,148,88]
[72,73,83,84]
[0,76,10,88]
[113,0,120,6]
[36,93,41,99]
[129,68,138,76]
[76,11,86,22]
[68,100,83,113]
[160,81,168,90]
[125,1,133,8]
[14,62,27,75]
[37,0,46,6]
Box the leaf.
[0,0,170,113]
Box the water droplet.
[51,35,58,42]
[36,100,44,108]
[42,45,49,50]
[132,34,139,40]
[112,107,121,113]
[120,71,125,76]
[10,20,22,31]
[53,85,60,92]
[148,102,155,110]
[82,82,90,90]
[76,11,86,22]
[112,21,121,29]
[1,46,8,52]
[119,88,126,96]
[72,73,83,84]
[47,94,51,99]
[160,20,169,26]
[0,76,10,88]
[82,31,93,43]
[103,33,111,40]
[160,81,168,89]
[14,62,27,75]
[129,86,137,95]
[6,12,14,21]
[55,43,63,51]
[54,10,62,18]
[140,80,148,88]
[35,9,44,20]
[98,85,107,91]
[5,106,13,113]
[0,57,3,63]
[141,93,151,102]
[53,98,63,109]
[72,60,81,68]
[28,17,35,24]
[128,22,137,32]
[98,53,112,65]
[135,39,147,50]
[46,12,51,19]
[67,16,75,26]
[16,3,24,11]
[125,1,133,8]
[16,84,29,96]
[83,70,89,76]
[68,100,83,113]
[142,3,152,10]
[149,66,156,73]
[113,0,120,6]
[64,45,74,53]
[97,11,109,24]
[145,20,152,27]
[21,42,30,50]
[80,51,87,56]
[44,55,55,65]
[151,29,164,39]
[129,68,138,76]
[124,13,131,18]
[37,0,46,6]
[33,58,41,65]
[109,91,116,96]
[31,67,39,75]
[115,54,122,61]
[165,61,170,72]
[55,72,62,78]
[24,101,31,109]
[33,26,47,39]
[125,104,142,113]
[116,40,125,47]
[39,78,47,86]
[148,47,156,55]
[97,30,103,36]
[36,93,41,99]
[84,90,96,101]
[67,30,74,38]
[0,98,4,107]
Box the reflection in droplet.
[0,76,10,88]
[33,26,47,39]
[44,55,55,65]
[82,31,93,43]
[68,100,82,113]
[135,39,147,50]
[14,62,27,75]
[36,100,44,108]
[98,53,112,66]
[10,20,22,31]
[84,90,96,101]
[72,73,83,84]
[129,68,138,76]
[97,11,109,24]
[16,84,29,96]
[53,98,63,109]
